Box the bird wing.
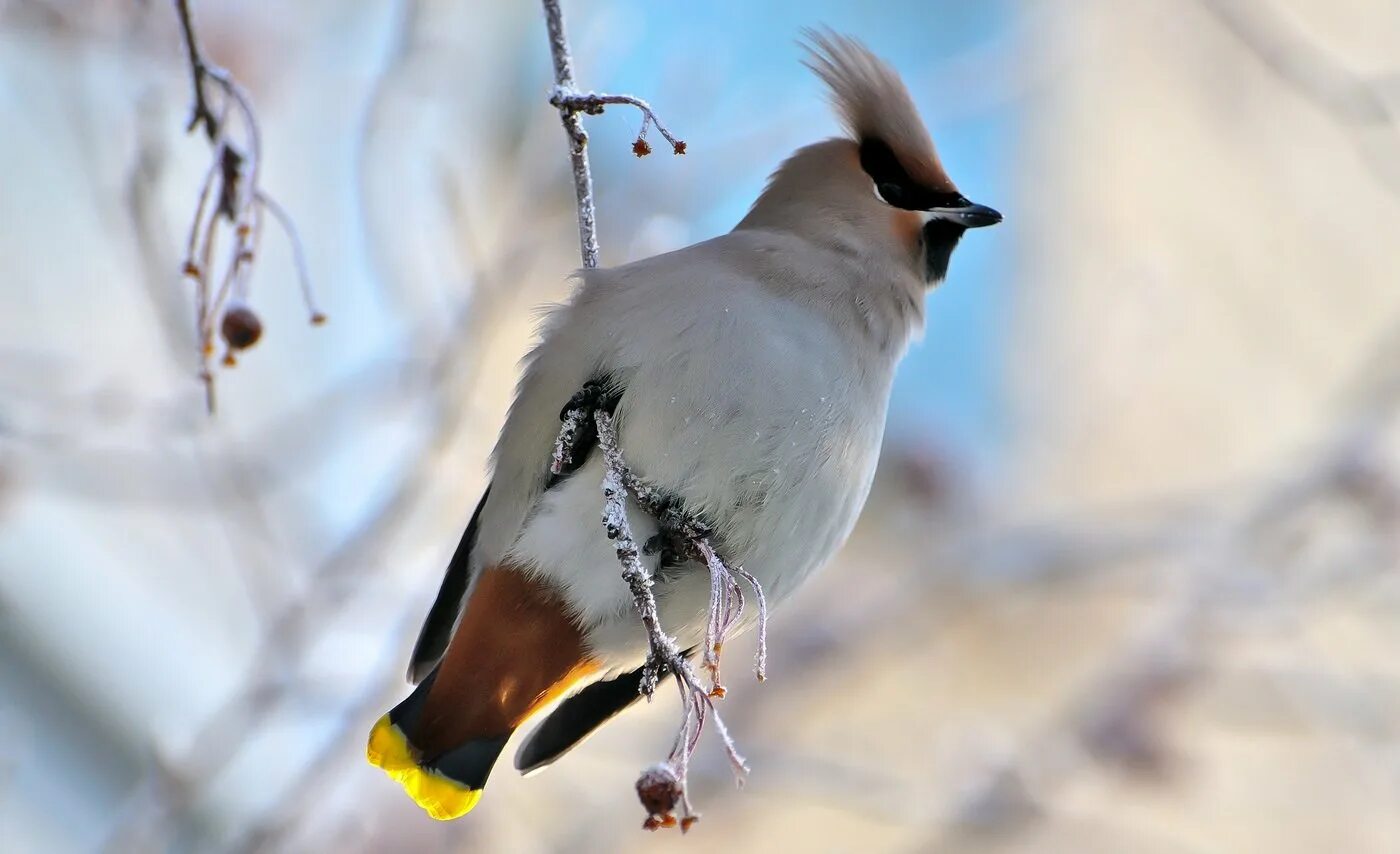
[407,277,619,683]
[513,664,654,774]
[513,652,691,775]
[407,485,491,683]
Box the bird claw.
[552,377,623,481]
[557,378,621,421]
[637,492,714,566]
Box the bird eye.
[859,138,941,211]
[874,182,904,206]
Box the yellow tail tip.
[400,769,484,821]
[366,714,484,821]
[366,714,415,772]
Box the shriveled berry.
[636,764,682,826]
[221,304,263,350]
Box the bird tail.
[366,567,599,821]
[366,670,507,820]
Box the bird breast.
[507,260,900,665]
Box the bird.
[366,30,1001,821]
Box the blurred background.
[3,0,1400,851]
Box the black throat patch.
[921,217,965,284]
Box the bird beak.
[929,198,1002,228]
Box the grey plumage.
[408,32,1000,773]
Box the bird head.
[738,31,1001,286]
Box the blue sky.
[584,0,1019,470]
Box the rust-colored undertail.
[367,567,599,820]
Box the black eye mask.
[858,138,966,211]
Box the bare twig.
[540,0,684,269]
[549,89,688,158]
[732,564,768,682]
[173,0,220,139]
[550,404,590,475]
[594,408,685,695]
[170,0,323,412]
[540,0,599,269]
[539,2,754,829]
[256,191,327,325]
[593,409,747,831]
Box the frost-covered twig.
[171,0,323,413]
[540,0,599,269]
[606,458,768,692]
[733,564,768,682]
[540,1,756,830]
[594,407,683,694]
[549,89,688,158]
[593,408,748,830]
[540,0,683,269]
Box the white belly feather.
[505,284,894,669]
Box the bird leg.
[553,386,769,691]
[553,383,766,829]
[632,491,766,693]
[569,404,755,832]
[591,408,685,696]
[638,492,710,566]
[550,377,620,479]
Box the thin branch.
[593,409,748,831]
[256,191,328,325]
[540,1,752,830]
[550,89,688,157]
[169,0,323,412]
[173,0,219,139]
[594,407,685,695]
[732,564,768,682]
[540,0,685,268]
[540,0,599,269]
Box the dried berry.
[636,764,682,829]
[632,138,652,157]
[221,304,263,350]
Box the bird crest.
[802,29,958,200]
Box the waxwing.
[367,30,1001,821]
